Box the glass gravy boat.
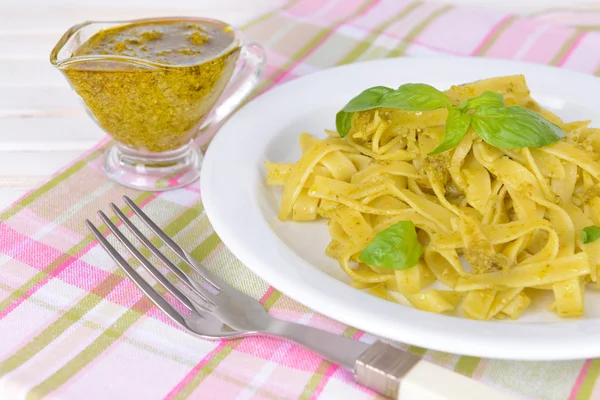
[50,17,266,191]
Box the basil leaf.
[456,91,504,112]
[336,86,395,137]
[582,226,600,244]
[340,86,396,112]
[471,106,565,149]
[336,84,451,137]
[358,221,423,270]
[335,111,354,138]
[380,83,452,111]
[429,109,472,155]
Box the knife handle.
[355,341,516,400]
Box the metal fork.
[86,195,515,400]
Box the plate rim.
[201,56,600,361]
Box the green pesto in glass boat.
[61,19,240,152]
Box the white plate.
[201,56,600,360]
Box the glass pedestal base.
[103,143,202,191]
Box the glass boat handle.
[201,43,267,131]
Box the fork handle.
[356,341,515,400]
[263,322,514,400]
[263,319,370,370]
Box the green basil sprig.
[336,85,565,153]
[471,105,564,149]
[582,226,600,244]
[336,84,450,137]
[456,90,504,112]
[358,221,423,270]
[429,109,472,155]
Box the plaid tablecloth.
[2,1,600,399]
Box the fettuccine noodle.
[266,75,600,320]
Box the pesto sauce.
[64,20,239,152]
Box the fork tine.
[85,219,189,329]
[97,211,206,311]
[122,195,222,289]
[109,203,216,305]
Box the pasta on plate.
[265,75,600,320]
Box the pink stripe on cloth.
[236,335,324,371]
[0,223,64,268]
[259,286,275,304]
[557,31,587,67]
[482,19,540,58]
[266,0,382,90]
[417,7,510,55]
[0,193,159,320]
[352,330,364,340]
[519,24,573,64]
[470,14,513,55]
[104,278,145,308]
[268,308,311,323]
[340,19,464,57]
[559,32,600,74]
[351,0,414,30]
[310,363,340,399]
[54,259,111,292]
[0,244,91,320]
[5,209,83,253]
[569,359,593,400]
[384,2,447,40]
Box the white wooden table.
[1,0,598,211]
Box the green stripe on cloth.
[0,273,123,377]
[454,356,481,377]
[408,345,428,357]
[242,0,301,30]
[576,360,600,400]
[0,150,101,221]
[20,202,208,398]
[0,280,197,367]
[257,0,379,90]
[338,1,424,64]
[0,194,196,377]
[0,240,92,314]
[298,359,333,400]
[342,326,359,337]
[0,189,152,315]
[172,341,242,400]
[174,230,223,276]
[298,326,365,399]
[475,16,517,56]
[263,290,283,311]
[549,28,583,65]
[573,25,600,31]
[386,4,454,58]
[191,232,222,261]
[25,297,154,400]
